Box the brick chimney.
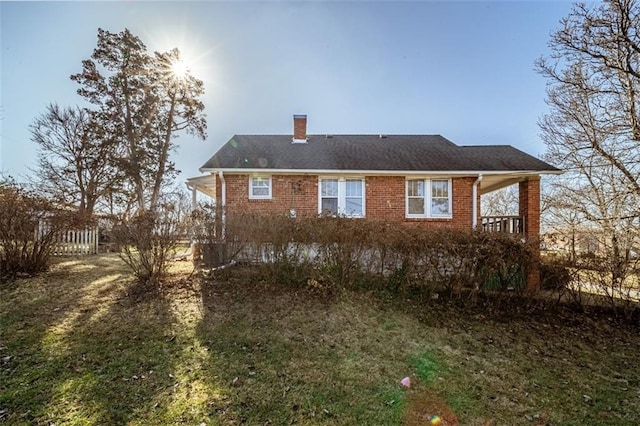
[292,114,307,143]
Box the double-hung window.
[406,178,452,218]
[249,176,272,199]
[319,178,365,217]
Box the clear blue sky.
[1,0,574,181]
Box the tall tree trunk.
[149,91,177,212]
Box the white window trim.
[405,178,452,219]
[318,177,366,218]
[248,176,272,200]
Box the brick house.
[188,115,561,287]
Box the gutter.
[472,174,483,229]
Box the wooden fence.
[37,222,99,256]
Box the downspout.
[472,174,483,229]
[218,170,226,240]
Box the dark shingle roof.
[458,145,557,172]
[200,134,559,173]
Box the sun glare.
[149,31,216,83]
[171,59,189,79]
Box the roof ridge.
[461,144,516,148]
[234,134,446,137]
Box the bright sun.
[171,60,189,79]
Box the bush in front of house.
[540,257,573,291]
[194,212,536,300]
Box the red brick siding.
[366,176,405,221]
[519,178,541,289]
[215,174,480,230]
[218,174,318,217]
[451,176,477,230]
[519,178,540,239]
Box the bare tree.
[541,184,583,261]
[481,186,519,217]
[29,103,122,218]
[537,0,640,313]
[537,0,640,198]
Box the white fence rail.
[37,222,99,256]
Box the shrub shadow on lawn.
[0,254,187,424]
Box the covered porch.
[186,174,217,205]
[479,173,542,289]
[478,172,540,238]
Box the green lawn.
[1,254,639,425]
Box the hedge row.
[195,213,536,297]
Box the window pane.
[253,187,269,196]
[431,180,448,198]
[431,198,450,215]
[321,180,338,197]
[321,198,338,215]
[345,180,363,197]
[252,178,269,188]
[408,197,425,215]
[345,197,363,216]
[407,180,424,197]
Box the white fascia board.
[186,174,217,184]
[198,168,562,176]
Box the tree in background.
[537,0,640,312]
[30,103,122,218]
[481,185,519,217]
[538,0,640,193]
[71,28,207,213]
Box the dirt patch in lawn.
[404,387,458,425]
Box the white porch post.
[472,174,483,229]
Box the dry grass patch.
[0,254,216,425]
[1,257,640,425]
[194,271,439,424]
